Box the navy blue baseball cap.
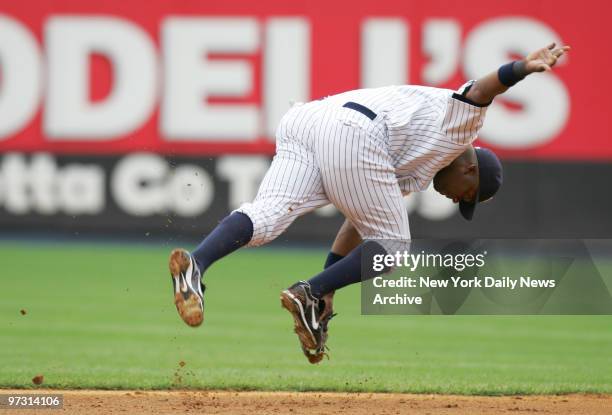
[459,147,503,221]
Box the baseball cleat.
[280,280,335,363]
[169,249,205,327]
[299,309,335,364]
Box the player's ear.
[464,163,477,175]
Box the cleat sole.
[280,291,317,350]
[169,249,203,327]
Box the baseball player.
[168,43,570,363]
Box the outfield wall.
[0,1,610,240]
[0,153,610,240]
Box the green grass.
[1,241,611,394]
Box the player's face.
[433,161,479,204]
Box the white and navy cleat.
[280,280,336,364]
[280,281,321,351]
[169,249,205,327]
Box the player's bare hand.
[524,43,571,73]
[319,291,335,322]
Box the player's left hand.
[524,43,571,73]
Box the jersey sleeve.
[440,80,489,145]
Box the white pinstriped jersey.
[322,81,487,194]
[236,82,488,243]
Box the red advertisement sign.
[0,0,609,159]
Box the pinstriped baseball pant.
[236,101,410,247]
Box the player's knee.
[234,202,290,247]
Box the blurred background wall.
[0,0,610,241]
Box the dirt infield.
[4,390,611,414]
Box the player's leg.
[170,153,326,327]
[229,155,328,249]
[167,209,254,327]
[170,107,329,327]
[281,112,410,362]
[190,103,328,269]
[283,218,355,362]
[309,110,410,294]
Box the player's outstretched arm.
[465,43,571,105]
